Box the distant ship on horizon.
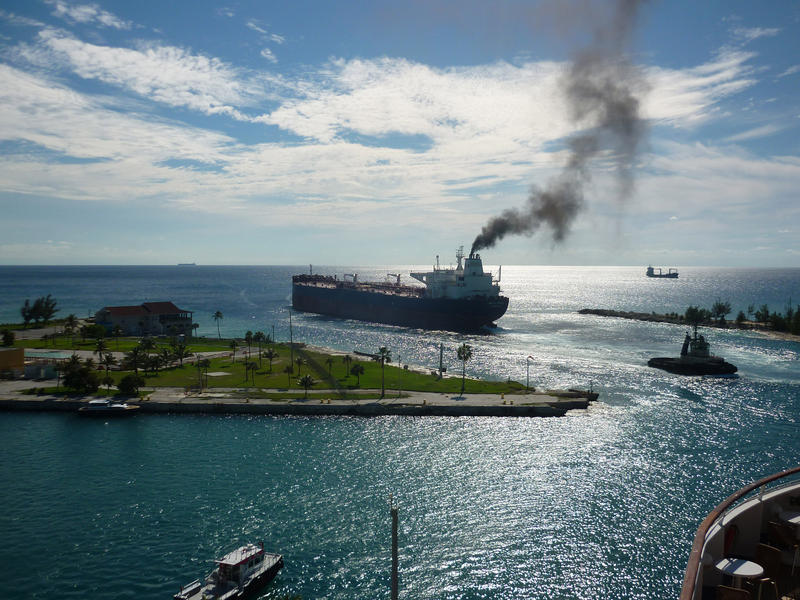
[177,262,197,266]
[646,265,678,278]
[292,247,508,331]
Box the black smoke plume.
[471,0,648,255]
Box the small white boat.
[77,398,139,416]
[174,542,283,600]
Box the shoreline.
[578,309,800,343]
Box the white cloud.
[777,65,800,78]
[25,29,262,119]
[731,26,780,43]
[724,124,782,143]
[47,0,131,30]
[246,19,267,34]
[269,33,285,45]
[260,48,277,63]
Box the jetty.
[0,384,598,418]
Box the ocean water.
[0,265,798,599]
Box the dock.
[0,386,598,417]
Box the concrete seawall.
[0,389,597,418]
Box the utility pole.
[289,310,294,371]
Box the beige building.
[0,347,24,379]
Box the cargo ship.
[292,247,508,331]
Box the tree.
[754,304,770,323]
[229,339,238,363]
[65,314,79,345]
[213,311,223,339]
[684,306,707,334]
[112,324,123,349]
[350,363,364,387]
[93,338,108,360]
[283,364,294,386]
[711,298,732,326]
[118,373,145,396]
[298,374,315,398]
[262,348,277,373]
[245,331,253,357]
[139,336,156,352]
[62,355,100,394]
[38,294,58,325]
[102,374,115,393]
[343,354,352,378]
[325,357,334,375]
[254,331,265,367]
[295,357,304,375]
[1,329,13,347]
[124,347,143,374]
[171,340,191,367]
[198,358,211,389]
[374,347,391,398]
[246,361,258,384]
[20,299,32,328]
[100,352,117,378]
[456,343,473,396]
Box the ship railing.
[680,465,800,600]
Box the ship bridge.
[410,247,501,300]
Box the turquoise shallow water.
[0,265,798,598]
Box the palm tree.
[245,330,253,356]
[64,314,79,346]
[125,346,142,374]
[295,357,304,375]
[229,339,238,363]
[456,343,473,396]
[343,354,352,378]
[112,324,123,349]
[325,357,334,375]
[350,363,364,387]
[283,364,294,386]
[375,347,391,398]
[192,323,199,338]
[93,338,108,360]
[298,374,315,398]
[100,352,117,379]
[102,374,115,393]
[213,310,223,339]
[254,331,265,367]
[262,348,277,373]
[139,337,156,352]
[246,361,258,384]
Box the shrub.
[118,373,145,396]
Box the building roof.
[98,301,191,316]
[141,301,189,314]
[100,305,149,316]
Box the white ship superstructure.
[410,247,501,300]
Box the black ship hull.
[292,283,508,331]
[647,357,737,375]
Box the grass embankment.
[19,336,527,397]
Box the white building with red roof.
[95,301,194,336]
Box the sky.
[0,0,798,267]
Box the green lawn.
[17,334,528,395]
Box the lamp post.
[526,355,534,391]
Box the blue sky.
[0,0,798,266]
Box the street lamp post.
[526,355,534,391]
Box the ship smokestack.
[471,0,648,254]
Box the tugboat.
[174,542,283,600]
[648,328,737,376]
[646,265,679,278]
[292,247,508,331]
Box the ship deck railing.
[680,465,800,600]
[293,275,425,297]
